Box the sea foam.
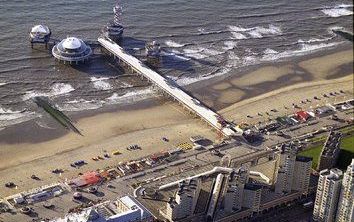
[22,83,75,101]
[321,5,353,17]
[91,77,112,90]
[165,40,185,48]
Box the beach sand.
[0,102,217,197]
[0,47,353,197]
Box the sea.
[0,0,353,130]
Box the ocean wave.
[162,50,191,61]
[0,107,38,127]
[90,77,111,82]
[321,4,353,17]
[175,68,232,86]
[90,77,112,90]
[183,46,225,60]
[197,29,225,36]
[22,83,75,101]
[225,51,241,68]
[297,36,335,44]
[0,82,7,87]
[222,41,237,50]
[93,81,112,90]
[228,24,282,40]
[263,48,278,55]
[106,88,154,104]
[165,40,185,48]
[60,99,104,112]
[231,32,247,40]
[261,41,342,62]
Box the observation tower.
[102,0,124,42]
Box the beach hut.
[295,111,310,122]
[69,171,101,187]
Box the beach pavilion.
[52,37,92,64]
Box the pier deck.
[98,37,238,137]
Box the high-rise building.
[164,178,201,221]
[275,144,297,195]
[336,159,354,222]
[242,183,262,212]
[318,131,342,171]
[292,156,312,194]
[223,167,249,212]
[313,168,343,222]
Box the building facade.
[292,156,312,194]
[223,168,249,213]
[275,144,297,195]
[313,168,343,222]
[164,178,201,221]
[336,159,354,222]
[242,184,262,212]
[318,131,342,171]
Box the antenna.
[113,0,123,25]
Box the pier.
[98,37,240,137]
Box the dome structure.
[29,25,51,46]
[62,37,82,50]
[52,37,92,64]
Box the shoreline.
[0,44,353,197]
[0,43,352,143]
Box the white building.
[275,145,296,195]
[52,37,92,64]
[336,159,354,222]
[164,178,201,221]
[292,156,312,194]
[50,195,153,222]
[313,168,343,222]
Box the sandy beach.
[0,47,353,197]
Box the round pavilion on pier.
[29,25,51,48]
[52,37,92,64]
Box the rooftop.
[320,168,343,181]
[296,156,313,162]
[31,25,50,34]
[62,37,82,50]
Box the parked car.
[112,150,121,155]
[5,182,15,188]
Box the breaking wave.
[0,107,38,127]
[165,40,185,48]
[106,89,154,104]
[183,46,225,60]
[261,41,342,62]
[321,4,353,17]
[60,99,104,112]
[228,24,282,39]
[22,83,75,101]
[90,77,112,90]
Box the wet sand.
[0,47,353,197]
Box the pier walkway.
[98,37,239,137]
